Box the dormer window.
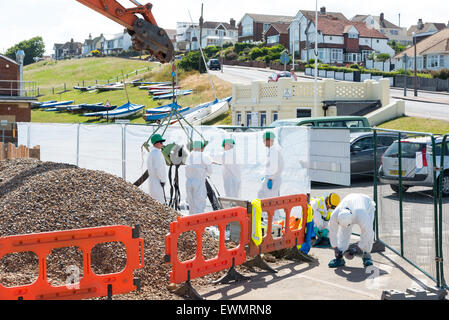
[348,33,358,39]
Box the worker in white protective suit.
[257,131,284,200]
[328,193,376,268]
[146,134,168,204]
[217,138,241,199]
[185,141,214,215]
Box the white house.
[289,7,395,64]
[103,31,132,55]
[393,27,449,71]
[190,19,239,50]
[82,34,105,56]
[351,13,411,45]
[176,22,198,52]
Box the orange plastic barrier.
[165,207,249,284]
[0,225,144,300]
[248,194,308,257]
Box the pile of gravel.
[0,159,235,300]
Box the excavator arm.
[76,0,174,63]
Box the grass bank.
[26,58,232,125]
[378,117,449,135]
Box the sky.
[0,0,447,55]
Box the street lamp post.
[313,0,318,117]
[412,32,418,97]
[403,53,408,97]
[15,50,25,96]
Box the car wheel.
[439,171,449,196]
[390,184,409,194]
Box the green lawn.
[24,57,154,93]
[378,117,449,135]
[26,57,233,125]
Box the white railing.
[0,80,38,98]
[232,78,391,110]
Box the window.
[263,23,271,32]
[260,112,267,127]
[362,50,372,61]
[297,109,312,118]
[352,137,374,151]
[267,35,280,44]
[440,55,445,68]
[389,30,399,35]
[428,55,439,68]
[272,112,278,123]
[348,33,358,39]
[331,49,343,62]
[236,112,242,125]
[246,112,252,127]
[241,17,253,37]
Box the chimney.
[380,13,384,22]
[418,19,424,30]
[320,7,326,15]
[230,18,236,28]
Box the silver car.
[379,136,449,195]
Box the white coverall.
[146,147,168,204]
[185,151,214,215]
[328,193,376,254]
[216,148,241,198]
[257,144,284,199]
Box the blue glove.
[267,179,273,190]
[300,241,311,255]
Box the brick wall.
[0,102,31,122]
[0,56,19,96]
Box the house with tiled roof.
[238,13,293,43]
[351,13,411,45]
[182,19,239,51]
[53,39,82,60]
[408,19,448,44]
[263,23,290,48]
[82,34,105,56]
[289,7,395,65]
[393,27,449,71]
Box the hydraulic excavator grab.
[76,0,174,63]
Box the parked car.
[268,71,291,82]
[207,59,221,71]
[271,116,371,133]
[379,136,449,195]
[350,132,402,177]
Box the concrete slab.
[196,234,444,300]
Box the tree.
[5,37,45,66]
[375,53,391,62]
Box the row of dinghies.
[31,96,232,123]
[73,80,193,101]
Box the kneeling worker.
[328,193,376,268]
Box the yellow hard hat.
[327,193,340,209]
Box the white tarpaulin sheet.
[17,123,350,212]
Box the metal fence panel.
[374,129,440,286]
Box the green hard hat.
[263,131,275,140]
[222,139,236,147]
[151,134,165,145]
[192,140,205,149]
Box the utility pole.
[198,3,204,72]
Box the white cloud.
[1,0,447,55]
